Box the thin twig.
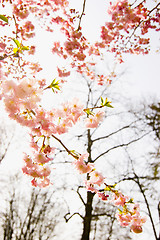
[94,131,151,162]
[64,212,84,222]
[77,0,86,31]
[93,121,137,142]
[52,134,79,160]
[77,186,86,206]
[134,173,158,240]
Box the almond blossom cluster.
[22,153,52,188]
[72,152,146,233]
[96,0,160,60]
[115,202,147,233]
[22,137,56,187]
[2,79,42,124]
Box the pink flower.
[89,170,104,186]
[112,192,128,206]
[97,191,109,201]
[31,177,51,188]
[116,212,132,227]
[85,111,104,128]
[130,213,147,233]
[84,180,98,193]
[0,42,6,52]
[23,154,34,168]
[35,153,52,164]
[130,225,143,234]
[130,216,147,233]
[73,153,94,174]
[57,67,70,77]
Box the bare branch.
[94,131,151,162]
[134,173,158,240]
[77,0,86,31]
[92,213,113,218]
[92,121,137,143]
[158,202,160,240]
[77,186,86,206]
[64,212,84,222]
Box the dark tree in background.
[0,174,65,240]
[0,118,14,163]
[146,103,160,140]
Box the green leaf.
[13,48,18,54]
[50,79,60,91]
[105,103,114,108]
[101,96,104,105]
[104,186,111,191]
[84,109,94,116]
[117,208,123,214]
[53,84,60,91]
[0,14,8,23]
[127,198,134,204]
[12,38,21,48]
[50,79,57,87]
[21,46,29,51]
[103,98,114,108]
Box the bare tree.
[0,174,66,240]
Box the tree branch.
[77,186,86,206]
[158,202,160,240]
[0,52,19,61]
[52,134,79,160]
[77,0,86,31]
[134,173,158,240]
[92,213,113,218]
[94,131,151,162]
[92,121,137,143]
[64,212,84,222]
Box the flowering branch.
[52,134,79,160]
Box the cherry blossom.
[73,153,94,174]
[85,111,105,128]
[1,0,158,233]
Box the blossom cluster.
[72,153,146,233]
[98,0,160,59]
[22,137,56,187]
[0,0,156,234]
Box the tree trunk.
[81,129,94,240]
[81,191,94,240]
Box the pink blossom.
[57,67,70,77]
[97,191,109,201]
[31,177,51,188]
[28,45,36,55]
[0,42,6,52]
[130,225,143,234]
[85,111,104,128]
[13,4,29,19]
[112,192,128,206]
[89,170,104,186]
[73,153,94,174]
[23,154,34,168]
[84,180,98,193]
[35,153,52,164]
[116,212,132,227]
